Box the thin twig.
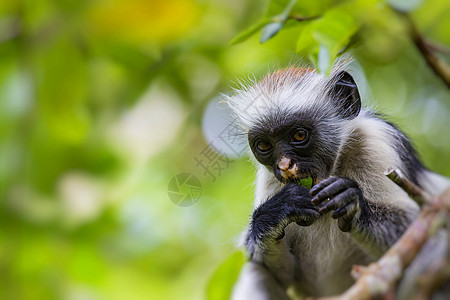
[288,15,320,22]
[384,168,432,206]
[423,40,450,57]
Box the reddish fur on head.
[257,67,317,94]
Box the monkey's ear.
[330,71,361,119]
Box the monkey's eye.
[292,130,307,142]
[256,141,273,152]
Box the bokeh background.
[0,0,449,299]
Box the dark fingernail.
[311,197,319,205]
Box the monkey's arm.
[248,183,319,278]
[233,183,320,299]
[310,176,418,258]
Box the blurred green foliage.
[0,0,449,299]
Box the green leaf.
[260,22,284,43]
[233,0,299,45]
[206,250,246,300]
[230,18,274,45]
[258,0,298,43]
[296,22,319,54]
[296,6,359,74]
[297,177,313,189]
[313,8,359,74]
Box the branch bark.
[384,168,432,206]
[313,169,450,300]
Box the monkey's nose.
[278,156,294,171]
[277,157,298,180]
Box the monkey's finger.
[331,201,358,219]
[312,178,355,205]
[338,214,354,232]
[294,214,317,227]
[318,188,357,214]
[310,177,338,197]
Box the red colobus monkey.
[225,62,450,299]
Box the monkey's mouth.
[277,168,319,187]
[274,159,320,187]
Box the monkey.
[224,61,450,299]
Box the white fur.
[224,62,349,131]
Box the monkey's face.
[248,114,340,185]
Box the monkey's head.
[227,64,361,185]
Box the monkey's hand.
[246,183,320,256]
[310,176,364,232]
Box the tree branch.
[384,168,432,206]
[393,10,450,88]
[312,169,450,300]
[288,15,320,22]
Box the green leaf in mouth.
[297,177,313,189]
